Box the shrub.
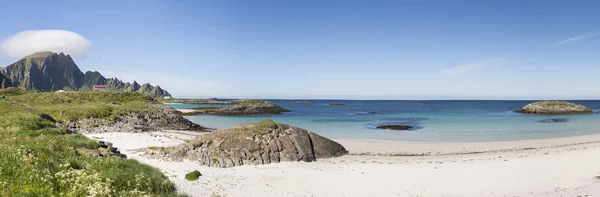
[0,92,187,197]
[184,170,202,181]
[3,88,25,96]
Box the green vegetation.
[2,92,158,122]
[1,88,26,96]
[0,91,186,196]
[187,120,280,149]
[155,97,176,102]
[236,99,268,106]
[253,119,278,134]
[184,170,202,181]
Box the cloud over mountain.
[1,30,91,59]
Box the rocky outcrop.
[164,99,232,104]
[537,118,569,123]
[148,120,348,167]
[0,72,12,88]
[308,132,348,158]
[376,125,414,130]
[195,100,289,115]
[66,103,206,133]
[514,101,592,115]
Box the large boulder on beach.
[150,120,348,167]
[308,132,348,159]
[195,100,289,115]
[514,101,592,115]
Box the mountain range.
[0,51,170,97]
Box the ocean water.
[175,100,600,142]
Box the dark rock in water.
[351,112,376,115]
[329,104,345,106]
[150,120,348,168]
[376,125,414,130]
[537,118,569,123]
[295,101,312,104]
[514,101,592,115]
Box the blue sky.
[0,0,599,99]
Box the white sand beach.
[175,109,200,113]
[86,131,600,197]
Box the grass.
[186,119,280,150]
[236,99,269,106]
[253,119,278,134]
[1,92,159,122]
[184,170,202,181]
[0,92,187,196]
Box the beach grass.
[0,92,187,196]
[1,92,159,122]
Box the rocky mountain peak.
[23,51,55,59]
[1,51,172,97]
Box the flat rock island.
[186,100,290,115]
[514,101,593,115]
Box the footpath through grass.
[0,92,186,197]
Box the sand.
[175,109,200,113]
[85,131,600,197]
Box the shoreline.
[85,130,600,197]
[335,133,600,156]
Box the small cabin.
[93,85,108,92]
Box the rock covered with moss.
[514,101,592,115]
[148,120,347,167]
[195,100,289,115]
[184,170,202,181]
[67,103,206,133]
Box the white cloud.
[440,56,508,77]
[0,30,91,59]
[553,33,599,46]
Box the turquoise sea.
[171,100,600,142]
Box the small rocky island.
[147,120,348,167]
[161,98,232,104]
[514,101,593,115]
[376,125,414,130]
[185,100,290,115]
